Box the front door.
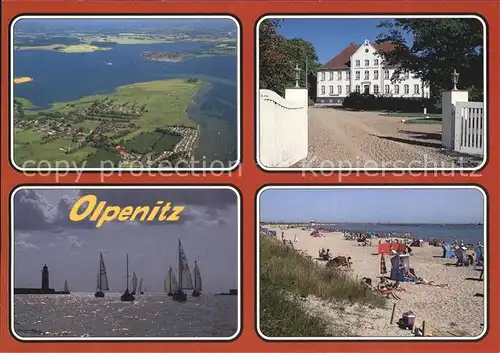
[364,85,370,94]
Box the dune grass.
[259,235,386,337]
[260,275,331,337]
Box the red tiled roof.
[322,42,396,70]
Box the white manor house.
[316,39,430,105]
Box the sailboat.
[167,266,179,296]
[120,254,135,302]
[138,278,144,295]
[95,252,109,298]
[173,239,194,302]
[63,280,70,294]
[131,272,138,295]
[192,260,202,297]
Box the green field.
[124,131,182,154]
[14,78,205,166]
[74,120,102,130]
[15,138,96,167]
[85,148,122,168]
[16,129,43,143]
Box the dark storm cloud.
[13,190,53,230]
[13,188,238,231]
[14,190,95,231]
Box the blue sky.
[259,188,484,224]
[274,18,413,64]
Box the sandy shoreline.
[262,225,485,337]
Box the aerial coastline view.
[12,187,240,339]
[258,187,486,339]
[12,16,239,169]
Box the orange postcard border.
[2,1,499,353]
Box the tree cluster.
[259,19,320,102]
[376,18,484,103]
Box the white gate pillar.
[442,90,469,149]
[285,87,309,164]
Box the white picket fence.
[454,101,484,155]
[259,89,308,168]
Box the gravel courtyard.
[295,108,483,169]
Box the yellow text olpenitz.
[69,194,185,228]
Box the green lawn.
[406,117,442,124]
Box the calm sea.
[14,293,238,338]
[319,223,484,244]
[14,42,238,165]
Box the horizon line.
[260,221,482,225]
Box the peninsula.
[14,265,69,295]
[16,44,112,53]
[14,78,205,168]
[142,42,237,63]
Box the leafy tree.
[259,19,292,96]
[259,20,321,101]
[375,19,483,102]
[285,38,321,101]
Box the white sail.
[194,261,202,292]
[64,280,70,293]
[179,240,194,290]
[132,272,138,292]
[138,278,143,293]
[169,266,179,292]
[98,253,110,291]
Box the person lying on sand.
[376,278,401,299]
[413,277,448,287]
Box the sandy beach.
[262,225,485,338]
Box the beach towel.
[380,252,387,275]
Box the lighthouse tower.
[41,264,49,292]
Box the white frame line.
[255,15,488,172]
[255,185,488,341]
[10,15,241,172]
[10,185,242,341]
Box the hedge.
[342,92,436,113]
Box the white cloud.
[15,240,39,250]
